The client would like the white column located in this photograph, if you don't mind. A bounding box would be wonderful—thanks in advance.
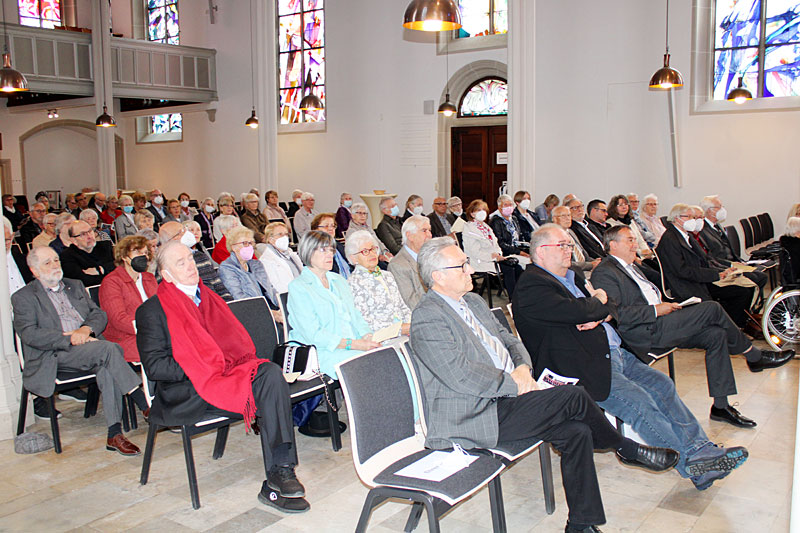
[0,241,23,440]
[255,0,279,194]
[92,0,117,195]
[507,0,537,197]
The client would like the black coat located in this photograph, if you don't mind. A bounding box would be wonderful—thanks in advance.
[427,212,451,238]
[570,220,606,259]
[147,205,166,231]
[489,215,526,256]
[17,218,42,249]
[194,212,215,249]
[655,224,721,301]
[511,208,538,244]
[3,207,24,231]
[699,222,739,264]
[780,234,800,284]
[511,264,615,401]
[11,244,33,284]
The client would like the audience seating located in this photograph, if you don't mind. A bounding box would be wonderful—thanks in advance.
[227,296,342,452]
[725,226,742,258]
[758,212,774,241]
[138,365,235,510]
[335,346,509,533]
[490,307,512,333]
[277,291,290,340]
[15,334,101,454]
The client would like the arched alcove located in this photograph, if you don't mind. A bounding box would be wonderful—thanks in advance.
[18,120,125,198]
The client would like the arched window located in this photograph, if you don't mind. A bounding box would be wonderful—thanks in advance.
[458,77,508,117]
[18,0,61,28]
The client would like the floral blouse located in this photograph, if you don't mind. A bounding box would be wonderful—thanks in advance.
[348,264,411,331]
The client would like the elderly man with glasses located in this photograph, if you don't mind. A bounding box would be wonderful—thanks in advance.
[60,220,115,286]
[18,202,48,249]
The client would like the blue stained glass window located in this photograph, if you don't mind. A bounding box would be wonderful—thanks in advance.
[455,0,508,39]
[148,0,179,44]
[458,77,508,117]
[149,113,182,134]
[714,0,800,99]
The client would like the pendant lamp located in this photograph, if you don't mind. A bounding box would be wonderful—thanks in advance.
[299,72,323,111]
[245,107,259,128]
[438,37,456,116]
[1,0,28,93]
[403,0,462,32]
[726,76,752,104]
[245,0,259,128]
[95,23,116,127]
[649,0,683,89]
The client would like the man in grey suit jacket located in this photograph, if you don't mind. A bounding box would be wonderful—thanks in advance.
[12,246,147,456]
[409,237,678,533]
[387,215,431,310]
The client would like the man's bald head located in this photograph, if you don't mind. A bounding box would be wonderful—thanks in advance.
[157,241,199,286]
[158,221,184,245]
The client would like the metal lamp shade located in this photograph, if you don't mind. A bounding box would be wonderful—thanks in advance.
[649,54,683,89]
[727,77,752,104]
[403,0,462,31]
[299,92,324,111]
[245,108,259,128]
[95,105,116,127]
[438,98,457,117]
[1,52,28,93]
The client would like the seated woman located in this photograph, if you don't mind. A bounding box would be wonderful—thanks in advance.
[134,210,155,232]
[136,229,159,276]
[310,213,352,279]
[79,209,111,242]
[780,217,800,284]
[263,190,290,227]
[489,194,530,258]
[162,198,186,224]
[183,220,232,301]
[462,199,522,297]
[607,194,653,259]
[259,222,303,298]
[98,235,158,362]
[345,202,392,263]
[213,196,239,242]
[211,214,241,264]
[114,195,138,240]
[178,192,197,221]
[287,230,380,378]
[345,230,410,335]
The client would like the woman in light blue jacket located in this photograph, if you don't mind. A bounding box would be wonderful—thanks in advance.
[287,230,379,378]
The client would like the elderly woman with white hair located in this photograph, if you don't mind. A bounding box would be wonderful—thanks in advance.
[781,217,800,283]
[345,202,392,263]
[213,195,239,242]
[346,230,411,335]
[31,213,57,248]
[489,194,530,257]
[211,214,242,264]
[79,208,112,242]
[194,196,217,248]
[49,212,76,254]
[240,192,268,243]
[259,222,303,296]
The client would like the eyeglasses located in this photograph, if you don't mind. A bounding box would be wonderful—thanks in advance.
[318,246,336,254]
[540,242,575,252]
[235,240,256,247]
[433,202,447,206]
[73,230,93,239]
[317,224,336,230]
[440,258,471,272]
[357,246,379,256]
[569,205,584,210]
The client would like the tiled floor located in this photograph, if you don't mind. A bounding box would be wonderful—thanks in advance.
[1,338,795,531]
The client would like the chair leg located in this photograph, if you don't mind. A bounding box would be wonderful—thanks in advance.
[121,396,131,433]
[16,388,29,435]
[48,396,62,454]
[85,383,99,418]
[422,495,441,533]
[212,425,229,460]
[128,395,138,430]
[325,384,342,452]
[486,275,494,308]
[403,502,424,532]
[181,426,202,509]
[488,477,507,533]
[140,423,159,485]
[355,489,382,533]
[667,353,676,383]
[539,444,555,515]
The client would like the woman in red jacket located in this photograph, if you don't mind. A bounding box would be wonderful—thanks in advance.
[99,235,158,362]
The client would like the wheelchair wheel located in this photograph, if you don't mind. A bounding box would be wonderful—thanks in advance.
[762,289,800,351]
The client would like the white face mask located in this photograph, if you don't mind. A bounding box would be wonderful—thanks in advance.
[451,209,463,216]
[295,198,303,206]
[715,207,727,222]
[274,235,290,251]
[683,218,704,233]
[519,199,531,210]
[180,200,190,208]
[152,195,164,205]
[412,205,424,216]
[163,271,198,300]
[474,210,487,222]
[180,230,197,247]
[204,204,215,213]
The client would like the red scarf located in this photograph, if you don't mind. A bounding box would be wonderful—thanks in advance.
[157,280,267,428]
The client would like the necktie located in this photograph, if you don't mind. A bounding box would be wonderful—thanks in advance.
[627,264,661,303]
[193,287,202,306]
[462,305,514,373]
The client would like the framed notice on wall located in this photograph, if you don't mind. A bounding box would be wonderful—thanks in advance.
[496,152,508,165]
[46,190,61,210]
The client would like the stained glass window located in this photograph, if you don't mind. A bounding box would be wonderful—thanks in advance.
[149,113,182,134]
[714,0,800,99]
[455,0,507,39]
[18,0,62,28]
[458,77,508,117]
[147,0,179,45]
[277,0,326,124]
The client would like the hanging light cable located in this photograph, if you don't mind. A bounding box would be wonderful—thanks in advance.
[245,0,259,129]
[403,0,462,32]
[649,0,683,90]
[0,0,29,93]
[726,76,753,104]
[95,21,116,127]
[438,37,456,116]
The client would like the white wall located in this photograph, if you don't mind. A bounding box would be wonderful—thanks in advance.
[23,125,99,195]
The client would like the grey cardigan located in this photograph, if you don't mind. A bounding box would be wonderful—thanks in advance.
[218,254,277,305]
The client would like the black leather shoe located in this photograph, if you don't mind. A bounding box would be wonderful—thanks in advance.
[747,349,795,372]
[615,444,679,472]
[258,481,310,514]
[710,405,756,428]
[565,522,603,532]
[267,466,305,498]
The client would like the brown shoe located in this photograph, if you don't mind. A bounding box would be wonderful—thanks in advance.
[106,434,141,456]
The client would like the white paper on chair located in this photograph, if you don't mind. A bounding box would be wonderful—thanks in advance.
[394,449,478,482]
[283,372,301,383]
[373,322,402,343]
[536,368,579,389]
[677,296,702,307]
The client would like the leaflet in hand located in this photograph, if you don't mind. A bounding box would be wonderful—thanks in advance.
[450,217,466,234]
[677,296,702,307]
[373,322,402,343]
[536,368,579,389]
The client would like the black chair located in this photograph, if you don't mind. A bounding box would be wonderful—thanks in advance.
[748,216,763,244]
[278,291,290,339]
[227,296,342,452]
[490,307,512,333]
[15,334,101,454]
[279,201,289,212]
[138,366,236,510]
[85,284,101,306]
[660,215,669,226]
[725,225,741,259]
[740,219,754,250]
[473,262,505,308]
[336,346,508,533]
[757,212,774,241]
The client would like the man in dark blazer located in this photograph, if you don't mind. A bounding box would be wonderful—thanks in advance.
[60,221,115,287]
[513,225,750,491]
[411,237,677,532]
[567,198,606,259]
[146,189,166,231]
[17,202,47,250]
[136,241,308,513]
[427,197,454,238]
[656,204,753,327]
[375,197,404,255]
[592,226,793,428]
[585,199,609,242]
[12,246,145,455]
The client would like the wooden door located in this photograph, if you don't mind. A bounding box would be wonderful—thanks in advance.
[451,125,507,211]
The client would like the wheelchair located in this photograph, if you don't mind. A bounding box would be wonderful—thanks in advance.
[760,248,800,351]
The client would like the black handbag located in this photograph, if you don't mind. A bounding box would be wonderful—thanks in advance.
[272,341,318,380]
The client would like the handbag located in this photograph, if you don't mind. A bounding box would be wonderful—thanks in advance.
[272,341,319,382]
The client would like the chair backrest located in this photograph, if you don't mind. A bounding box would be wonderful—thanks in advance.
[651,247,673,299]
[740,218,754,249]
[139,365,154,407]
[723,225,741,258]
[278,292,290,336]
[85,285,101,306]
[748,216,763,244]
[227,297,279,360]
[660,215,668,226]
[490,307,512,333]
[758,212,774,240]
[15,333,25,370]
[336,346,417,468]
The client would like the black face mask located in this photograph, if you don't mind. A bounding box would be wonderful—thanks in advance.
[130,255,148,273]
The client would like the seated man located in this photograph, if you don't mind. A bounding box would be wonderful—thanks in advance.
[592,226,792,421]
[656,203,754,328]
[411,237,678,533]
[427,197,453,238]
[12,246,147,455]
[388,215,431,309]
[514,225,751,491]
[568,198,606,260]
[60,220,115,286]
[135,241,308,513]
[375,197,403,255]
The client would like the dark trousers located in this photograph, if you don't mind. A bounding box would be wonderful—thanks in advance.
[496,385,623,526]
[498,261,523,298]
[649,301,750,398]
[707,282,754,327]
[207,363,296,477]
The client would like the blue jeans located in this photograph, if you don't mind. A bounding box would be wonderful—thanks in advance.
[597,348,709,477]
